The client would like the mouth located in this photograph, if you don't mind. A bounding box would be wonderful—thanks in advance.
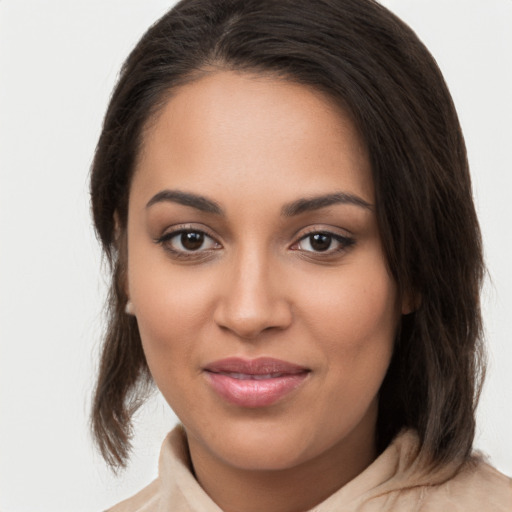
[203,357,310,408]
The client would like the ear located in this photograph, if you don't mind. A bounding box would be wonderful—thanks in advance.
[125,300,135,315]
[114,211,133,314]
[401,289,421,315]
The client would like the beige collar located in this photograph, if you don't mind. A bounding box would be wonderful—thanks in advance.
[110,425,510,512]
[155,425,456,512]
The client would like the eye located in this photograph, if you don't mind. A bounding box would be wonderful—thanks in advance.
[156,228,221,255]
[294,231,355,254]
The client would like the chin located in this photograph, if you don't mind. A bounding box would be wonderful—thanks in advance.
[219,435,312,471]
[190,415,352,473]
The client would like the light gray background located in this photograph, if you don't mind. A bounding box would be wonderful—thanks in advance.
[0,1,511,511]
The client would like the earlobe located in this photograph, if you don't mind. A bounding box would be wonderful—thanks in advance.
[401,290,421,315]
[114,210,133,315]
[125,300,135,315]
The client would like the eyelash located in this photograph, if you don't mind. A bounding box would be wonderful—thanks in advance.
[154,225,221,260]
[291,229,356,256]
[155,225,356,260]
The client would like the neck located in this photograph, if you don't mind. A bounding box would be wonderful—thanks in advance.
[187,416,377,512]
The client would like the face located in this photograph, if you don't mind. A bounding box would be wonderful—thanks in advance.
[127,71,401,474]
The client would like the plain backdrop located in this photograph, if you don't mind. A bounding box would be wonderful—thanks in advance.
[0,1,511,511]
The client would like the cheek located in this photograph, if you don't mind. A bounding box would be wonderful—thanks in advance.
[129,236,213,329]
[303,266,397,348]
[296,251,398,400]
[127,245,215,379]
[132,278,204,413]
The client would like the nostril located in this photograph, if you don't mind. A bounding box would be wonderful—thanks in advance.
[212,259,293,338]
[213,303,293,340]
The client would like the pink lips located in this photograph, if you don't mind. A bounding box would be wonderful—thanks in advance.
[203,357,310,408]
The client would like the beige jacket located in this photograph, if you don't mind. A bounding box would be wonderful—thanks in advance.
[107,425,512,511]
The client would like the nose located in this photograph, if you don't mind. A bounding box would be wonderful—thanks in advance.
[213,248,293,340]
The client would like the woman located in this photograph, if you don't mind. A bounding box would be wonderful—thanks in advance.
[90,0,512,510]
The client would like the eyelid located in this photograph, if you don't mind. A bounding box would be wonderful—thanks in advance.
[290,226,356,254]
[154,223,355,259]
[155,223,219,241]
[154,223,222,258]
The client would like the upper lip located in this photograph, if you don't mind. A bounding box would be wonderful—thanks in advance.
[204,357,309,376]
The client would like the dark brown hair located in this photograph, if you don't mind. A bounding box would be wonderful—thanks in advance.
[90,0,485,470]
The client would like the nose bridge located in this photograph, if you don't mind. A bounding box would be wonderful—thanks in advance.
[214,241,291,339]
[233,244,272,308]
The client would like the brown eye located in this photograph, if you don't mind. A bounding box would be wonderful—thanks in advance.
[157,228,221,256]
[309,233,332,252]
[181,231,205,251]
[294,231,355,254]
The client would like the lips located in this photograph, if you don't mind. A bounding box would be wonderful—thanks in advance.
[203,357,310,407]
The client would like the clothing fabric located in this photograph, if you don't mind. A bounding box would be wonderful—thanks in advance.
[107,425,512,511]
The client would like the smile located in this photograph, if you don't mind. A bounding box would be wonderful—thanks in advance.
[203,357,310,408]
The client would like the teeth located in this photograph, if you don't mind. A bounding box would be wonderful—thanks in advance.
[229,373,252,380]
[253,373,281,380]
[225,372,283,380]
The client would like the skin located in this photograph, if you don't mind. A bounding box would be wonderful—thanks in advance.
[126,71,406,512]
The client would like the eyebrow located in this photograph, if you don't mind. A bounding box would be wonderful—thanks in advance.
[146,190,224,215]
[281,192,373,216]
[145,189,372,216]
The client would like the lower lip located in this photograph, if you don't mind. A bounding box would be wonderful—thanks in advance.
[205,372,309,408]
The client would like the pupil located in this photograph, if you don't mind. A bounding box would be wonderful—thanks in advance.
[181,232,204,250]
[310,233,331,251]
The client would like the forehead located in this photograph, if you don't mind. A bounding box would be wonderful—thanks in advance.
[132,71,373,208]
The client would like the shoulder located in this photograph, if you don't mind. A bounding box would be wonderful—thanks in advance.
[425,456,512,510]
[105,479,160,512]
[103,425,208,512]
[358,432,512,511]
[388,454,512,511]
